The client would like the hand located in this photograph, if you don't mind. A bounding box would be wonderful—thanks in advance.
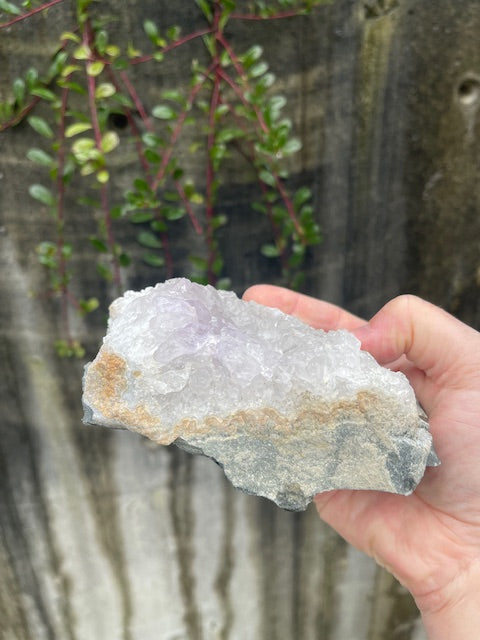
[243,286,480,638]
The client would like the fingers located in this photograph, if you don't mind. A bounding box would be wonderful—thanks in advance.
[352,295,480,387]
[243,285,365,331]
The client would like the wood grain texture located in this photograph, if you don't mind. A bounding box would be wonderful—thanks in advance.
[2,0,480,638]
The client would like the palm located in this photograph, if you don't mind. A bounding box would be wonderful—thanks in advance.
[315,393,480,603]
[243,285,480,605]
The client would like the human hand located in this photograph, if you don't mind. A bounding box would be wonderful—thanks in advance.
[243,286,480,639]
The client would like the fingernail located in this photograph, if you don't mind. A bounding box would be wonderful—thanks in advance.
[352,323,371,344]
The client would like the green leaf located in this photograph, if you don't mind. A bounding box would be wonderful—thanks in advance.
[165,207,185,221]
[36,241,57,268]
[79,297,100,315]
[65,122,92,137]
[73,44,91,60]
[57,80,85,94]
[173,167,184,180]
[259,169,276,187]
[30,87,56,101]
[195,0,213,21]
[143,19,158,41]
[255,72,275,91]
[111,93,133,108]
[261,243,280,258]
[102,43,117,57]
[110,205,123,219]
[13,78,25,104]
[282,138,302,155]
[97,263,113,281]
[95,82,116,99]
[217,277,232,290]
[29,184,55,206]
[161,89,185,104]
[25,67,38,90]
[202,33,216,58]
[86,61,104,77]
[212,214,227,229]
[152,104,177,120]
[60,31,81,43]
[100,131,119,153]
[189,192,204,204]
[96,169,109,183]
[272,205,287,222]
[189,255,207,270]
[294,186,312,208]
[89,236,108,252]
[142,132,163,147]
[113,58,129,71]
[95,29,108,53]
[240,45,263,69]
[61,64,81,77]
[300,204,314,221]
[212,254,223,275]
[71,137,96,162]
[0,0,21,15]
[118,252,131,267]
[151,219,167,232]
[219,2,235,31]
[144,148,161,163]
[269,94,287,113]
[27,148,54,167]
[143,252,165,267]
[216,127,244,143]
[137,230,162,248]
[133,177,149,192]
[27,115,54,139]
[292,242,306,255]
[61,242,73,258]
[220,49,232,68]
[46,51,68,80]
[190,274,208,285]
[167,25,181,41]
[127,42,142,58]
[249,62,268,78]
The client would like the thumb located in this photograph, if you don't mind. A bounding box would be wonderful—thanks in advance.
[353,295,479,385]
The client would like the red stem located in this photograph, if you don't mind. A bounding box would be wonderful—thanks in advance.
[151,62,214,192]
[220,98,289,264]
[175,182,203,235]
[217,67,269,134]
[0,0,66,29]
[203,3,225,284]
[274,174,304,238]
[108,67,182,274]
[216,52,303,239]
[130,27,214,65]
[0,96,40,132]
[119,70,153,129]
[216,32,270,134]
[84,24,122,291]
[56,83,71,342]
[230,10,308,21]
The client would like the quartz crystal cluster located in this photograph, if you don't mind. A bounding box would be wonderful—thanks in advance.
[82,278,439,511]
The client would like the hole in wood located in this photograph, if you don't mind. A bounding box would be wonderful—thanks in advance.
[457,76,480,107]
[108,112,129,130]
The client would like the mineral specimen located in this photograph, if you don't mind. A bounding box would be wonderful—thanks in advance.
[82,278,439,511]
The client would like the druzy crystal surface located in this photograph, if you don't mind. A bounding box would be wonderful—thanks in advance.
[82,278,439,511]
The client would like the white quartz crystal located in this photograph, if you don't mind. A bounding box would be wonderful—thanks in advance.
[82,278,438,510]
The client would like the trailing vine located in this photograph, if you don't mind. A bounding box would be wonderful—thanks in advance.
[0,0,329,356]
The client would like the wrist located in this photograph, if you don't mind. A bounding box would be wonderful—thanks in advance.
[415,560,480,639]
